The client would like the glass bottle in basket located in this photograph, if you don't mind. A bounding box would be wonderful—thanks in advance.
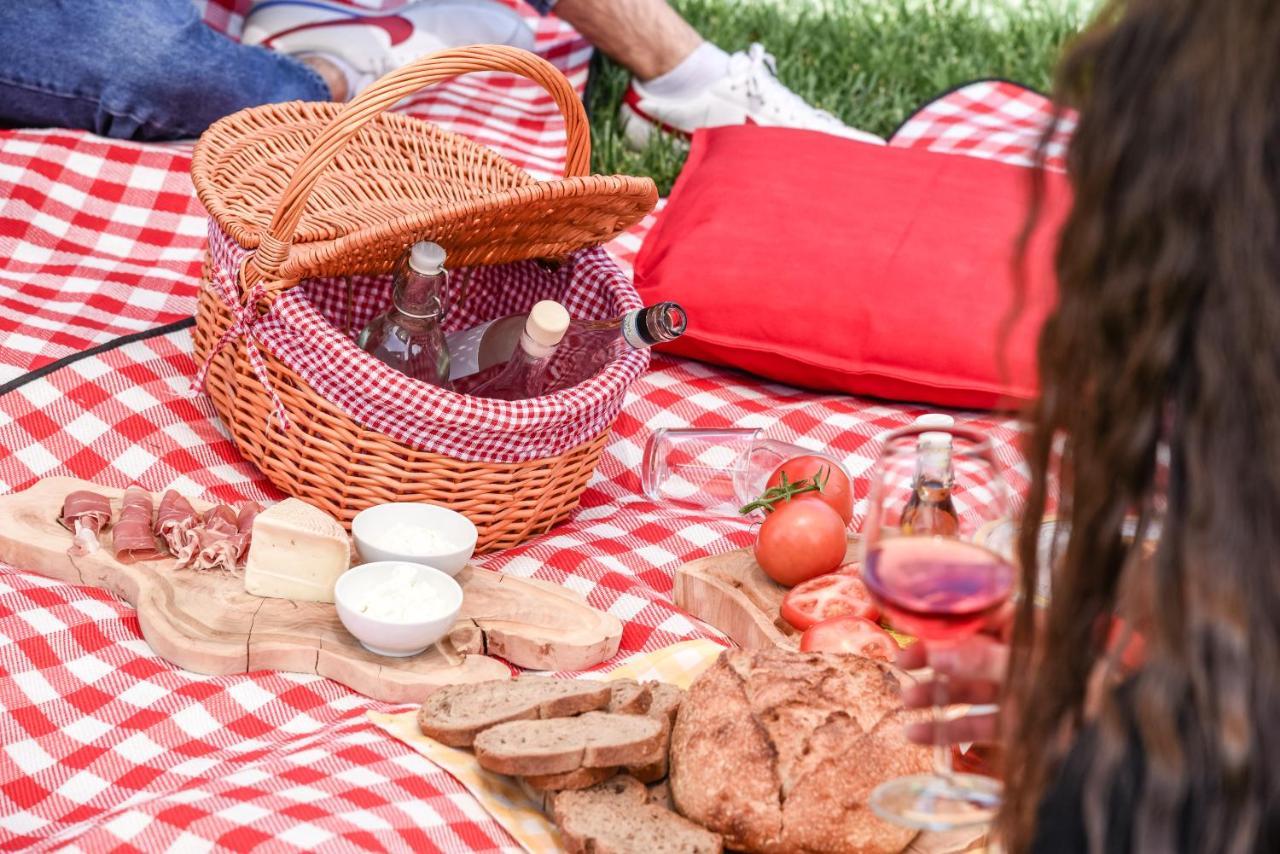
[446,302,687,385]
[357,241,453,390]
[468,300,570,400]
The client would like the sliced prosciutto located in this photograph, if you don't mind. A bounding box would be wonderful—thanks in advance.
[156,491,200,564]
[59,490,112,557]
[113,487,165,563]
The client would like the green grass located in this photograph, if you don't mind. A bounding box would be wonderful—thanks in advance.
[584,0,1093,194]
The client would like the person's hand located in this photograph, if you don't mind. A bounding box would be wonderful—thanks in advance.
[896,633,1010,746]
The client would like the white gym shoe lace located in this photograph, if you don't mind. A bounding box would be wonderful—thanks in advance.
[619,41,884,149]
[727,43,850,133]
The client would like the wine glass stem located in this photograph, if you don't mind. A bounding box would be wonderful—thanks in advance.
[932,667,956,782]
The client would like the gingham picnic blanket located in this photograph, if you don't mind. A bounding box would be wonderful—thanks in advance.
[0,1,1072,849]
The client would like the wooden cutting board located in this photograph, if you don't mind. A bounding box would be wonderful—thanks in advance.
[673,538,862,649]
[0,478,622,703]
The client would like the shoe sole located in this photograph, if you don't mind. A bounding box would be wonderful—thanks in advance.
[618,101,692,152]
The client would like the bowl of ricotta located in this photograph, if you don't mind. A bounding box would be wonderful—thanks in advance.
[334,561,463,657]
[352,502,477,577]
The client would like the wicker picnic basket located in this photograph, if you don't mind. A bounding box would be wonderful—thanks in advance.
[190,46,658,552]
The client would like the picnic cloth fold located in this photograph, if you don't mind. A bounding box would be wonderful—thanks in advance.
[0,1,1072,847]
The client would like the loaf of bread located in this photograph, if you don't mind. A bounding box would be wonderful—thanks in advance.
[669,649,930,854]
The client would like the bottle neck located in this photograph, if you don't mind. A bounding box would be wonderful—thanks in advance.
[393,268,447,320]
[915,441,953,489]
[517,330,557,360]
[620,302,687,349]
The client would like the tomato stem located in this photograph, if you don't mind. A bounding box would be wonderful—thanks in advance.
[738,467,831,516]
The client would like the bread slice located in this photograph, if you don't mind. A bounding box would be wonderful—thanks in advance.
[524,765,618,792]
[417,677,612,747]
[627,745,668,784]
[647,779,674,811]
[474,712,665,777]
[645,682,684,727]
[608,680,653,715]
[553,775,723,854]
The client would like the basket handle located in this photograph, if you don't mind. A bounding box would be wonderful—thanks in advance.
[247,45,591,285]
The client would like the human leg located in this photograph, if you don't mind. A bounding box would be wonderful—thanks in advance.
[0,0,331,141]
[552,0,702,81]
[543,0,882,148]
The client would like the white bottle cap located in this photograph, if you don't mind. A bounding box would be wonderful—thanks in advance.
[525,300,570,348]
[914,413,955,449]
[409,241,447,275]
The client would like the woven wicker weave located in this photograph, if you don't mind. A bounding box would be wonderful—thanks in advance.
[190,47,657,551]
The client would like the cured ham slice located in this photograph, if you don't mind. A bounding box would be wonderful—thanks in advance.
[113,487,165,563]
[59,490,112,557]
[156,491,200,564]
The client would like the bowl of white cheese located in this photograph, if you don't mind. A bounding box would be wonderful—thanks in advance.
[334,561,463,657]
[351,502,477,577]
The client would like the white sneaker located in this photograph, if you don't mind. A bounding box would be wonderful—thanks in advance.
[243,0,535,96]
[618,43,884,149]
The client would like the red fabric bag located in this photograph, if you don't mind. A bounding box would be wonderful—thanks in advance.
[633,125,1071,410]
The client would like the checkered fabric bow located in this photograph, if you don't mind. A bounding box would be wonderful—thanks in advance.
[190,253,292,431]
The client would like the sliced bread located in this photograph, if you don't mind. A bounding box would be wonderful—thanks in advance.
[645,682,684,727]
[608,680,653,715]
[417,677,612,747]
[553,775,723,854]
[474,712,665,777]
[524,765,618,793]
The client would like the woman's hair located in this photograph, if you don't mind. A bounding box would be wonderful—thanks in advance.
[1002,1,1280,851]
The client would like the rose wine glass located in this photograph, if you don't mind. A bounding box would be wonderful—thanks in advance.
[860,424,1014,830]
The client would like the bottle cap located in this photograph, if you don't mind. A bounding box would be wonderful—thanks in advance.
[525,300,570,347]
[914,413,954,449]
[409,241,447,275]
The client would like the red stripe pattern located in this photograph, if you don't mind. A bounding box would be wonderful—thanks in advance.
[0,1,1067,848]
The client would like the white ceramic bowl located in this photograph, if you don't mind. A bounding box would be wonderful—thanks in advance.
[334,561,463,657]
[351,502,478,577]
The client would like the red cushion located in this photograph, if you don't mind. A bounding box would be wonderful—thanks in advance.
[633,125,1070,410]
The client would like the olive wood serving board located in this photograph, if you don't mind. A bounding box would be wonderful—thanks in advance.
[673,538,861,649]
[0,478,622,703]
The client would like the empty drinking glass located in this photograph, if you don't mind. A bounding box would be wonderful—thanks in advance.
[640,428,830,516]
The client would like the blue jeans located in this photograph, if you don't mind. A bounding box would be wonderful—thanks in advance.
[0,0,330,140]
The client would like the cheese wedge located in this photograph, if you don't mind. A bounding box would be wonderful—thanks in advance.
[244,498,351,603]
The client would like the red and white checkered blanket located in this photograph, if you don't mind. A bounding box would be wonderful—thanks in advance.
[0,1,1071,849]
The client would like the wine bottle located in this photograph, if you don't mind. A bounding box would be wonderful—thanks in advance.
[468,300,570,400]
[357,242,453,389]
[900,414,960,536]
[447,302,687,383]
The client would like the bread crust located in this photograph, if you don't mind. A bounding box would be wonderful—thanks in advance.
[417,677,612,747]
[670,650,929,854]
[475,712,666,776]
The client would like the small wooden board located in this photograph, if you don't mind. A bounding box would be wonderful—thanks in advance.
[673,539,861,649]
[0,478,622,703]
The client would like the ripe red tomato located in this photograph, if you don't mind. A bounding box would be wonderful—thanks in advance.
[767,455,853,524]
[780,569,878,631]
[799,615,898,662]
[754,498,847,587]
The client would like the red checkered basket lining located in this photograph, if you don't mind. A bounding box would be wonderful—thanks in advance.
[203,223,648,462]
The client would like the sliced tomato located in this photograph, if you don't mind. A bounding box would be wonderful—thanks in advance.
[780,570,878,631]
[799,615,898,662]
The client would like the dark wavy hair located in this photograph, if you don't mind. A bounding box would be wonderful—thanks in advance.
[1001,1,1280,851]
